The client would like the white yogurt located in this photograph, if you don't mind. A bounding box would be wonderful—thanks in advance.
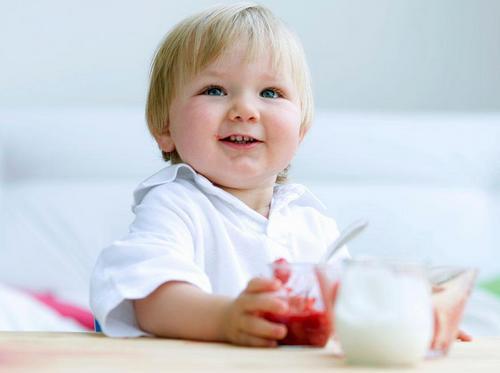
[335,260,433,366]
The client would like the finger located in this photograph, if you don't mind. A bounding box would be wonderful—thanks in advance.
[245,277,281,293]
[457,330,472,342]
[239,293,288,314]
[239,314,287,340]
[234,332,278,348]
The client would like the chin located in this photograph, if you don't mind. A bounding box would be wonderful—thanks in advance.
[191,159,283,189]
[210,172,278,190]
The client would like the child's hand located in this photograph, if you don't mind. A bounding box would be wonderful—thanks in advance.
[221,277,288,347]
[457,330,472,342]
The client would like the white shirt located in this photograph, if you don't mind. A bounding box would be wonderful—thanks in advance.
[90,164,348,337]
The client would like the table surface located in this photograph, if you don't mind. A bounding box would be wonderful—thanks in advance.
[0,332,499,372]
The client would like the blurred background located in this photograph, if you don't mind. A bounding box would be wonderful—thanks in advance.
[0,0,499,333]
[1,0,499,111]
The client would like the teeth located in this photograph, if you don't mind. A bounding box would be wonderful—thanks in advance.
[227,135,255,144]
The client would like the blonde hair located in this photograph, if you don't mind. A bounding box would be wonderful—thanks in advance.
[146,2,314,183]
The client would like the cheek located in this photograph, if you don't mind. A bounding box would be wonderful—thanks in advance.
[170,101,219,156]
[267,108,302,147]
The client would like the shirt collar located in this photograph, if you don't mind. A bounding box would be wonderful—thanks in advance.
[271,183,327,215]
[133,163,326,215]
[133,163,202,206]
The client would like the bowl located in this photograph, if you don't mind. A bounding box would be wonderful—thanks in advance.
[427,266,478,357]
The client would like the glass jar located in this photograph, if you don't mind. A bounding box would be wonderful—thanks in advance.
[263,260,337,347]
[334,258,433,366]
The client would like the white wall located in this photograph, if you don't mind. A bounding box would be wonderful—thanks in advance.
[1,0,499,111]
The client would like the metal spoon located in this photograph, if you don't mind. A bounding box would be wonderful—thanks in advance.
[320,218,369,263]
[428,266,467,286]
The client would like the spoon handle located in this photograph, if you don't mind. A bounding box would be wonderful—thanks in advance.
[321,218,369,263]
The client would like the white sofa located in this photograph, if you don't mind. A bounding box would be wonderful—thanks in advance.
[1,108,499,333]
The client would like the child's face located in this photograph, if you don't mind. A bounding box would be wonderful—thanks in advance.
[157,44,304,190]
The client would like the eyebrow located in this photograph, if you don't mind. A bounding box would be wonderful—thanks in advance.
[201,69,286,82]
[201,69,227,78]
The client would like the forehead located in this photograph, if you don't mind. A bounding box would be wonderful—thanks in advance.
[200,43,292,80]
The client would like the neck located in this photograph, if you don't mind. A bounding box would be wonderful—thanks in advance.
[219,184,274,218]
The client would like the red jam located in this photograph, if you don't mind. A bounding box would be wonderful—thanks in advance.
[273,257,291,284]
[263,306,331,347]
[265,258,332,347]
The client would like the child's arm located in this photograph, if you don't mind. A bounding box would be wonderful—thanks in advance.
[134,277,288,347]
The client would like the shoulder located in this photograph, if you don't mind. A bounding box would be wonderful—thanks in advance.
[126,166,210,239]
[275,183,350,261]
[273,182,327,213]
[274,182,340,238]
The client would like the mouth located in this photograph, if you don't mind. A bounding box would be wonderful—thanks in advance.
[219,135,262,145]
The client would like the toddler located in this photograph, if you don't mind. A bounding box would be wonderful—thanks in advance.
[90,2,348,347]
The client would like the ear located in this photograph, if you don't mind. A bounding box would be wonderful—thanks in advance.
[155,125,176,153]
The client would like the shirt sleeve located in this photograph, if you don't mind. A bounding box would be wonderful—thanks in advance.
[90,184,211,337]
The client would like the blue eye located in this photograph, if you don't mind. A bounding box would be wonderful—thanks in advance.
[260,88,280,99]
[203,86,225,96]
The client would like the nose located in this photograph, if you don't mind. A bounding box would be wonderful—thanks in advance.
[228,95,259,123]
